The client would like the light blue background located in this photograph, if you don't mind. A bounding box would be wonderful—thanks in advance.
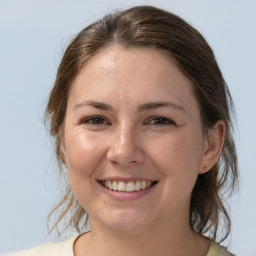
[0,0,255,255]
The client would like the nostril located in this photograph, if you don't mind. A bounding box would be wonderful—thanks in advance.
[107,146,145,167]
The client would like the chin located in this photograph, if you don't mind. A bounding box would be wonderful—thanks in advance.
[96,208,156,234]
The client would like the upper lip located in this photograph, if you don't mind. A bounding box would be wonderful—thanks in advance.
[98,177,157,182]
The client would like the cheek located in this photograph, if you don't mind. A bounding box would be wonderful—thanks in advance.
[63,131,107,210]
[150,130,203,190]
[64,131,104,183]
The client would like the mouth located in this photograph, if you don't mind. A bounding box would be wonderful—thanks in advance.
[99,180,158,192]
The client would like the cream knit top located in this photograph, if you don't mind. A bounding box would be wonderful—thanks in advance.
[5,235,234,256]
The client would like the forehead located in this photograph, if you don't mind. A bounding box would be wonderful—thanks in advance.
[77,46,190,84]
[68,45,198,112]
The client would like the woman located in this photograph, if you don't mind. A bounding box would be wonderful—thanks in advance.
[6,5,238,256]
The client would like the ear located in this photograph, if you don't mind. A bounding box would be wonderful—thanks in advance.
[199,120,226,174]
[58,125,68,167]
[60,141,67,165]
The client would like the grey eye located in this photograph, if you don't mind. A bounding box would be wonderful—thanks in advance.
[83,117,107,125]
[149,117,175,125]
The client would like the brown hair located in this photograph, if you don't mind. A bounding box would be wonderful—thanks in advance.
[45,5,238,242]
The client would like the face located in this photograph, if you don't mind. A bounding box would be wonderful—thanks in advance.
[63,46,209,234]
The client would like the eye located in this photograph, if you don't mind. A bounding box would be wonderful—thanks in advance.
[82,116,108,125]
[147,116,176,126]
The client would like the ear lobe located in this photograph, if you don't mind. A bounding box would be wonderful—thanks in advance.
[199,120,226,174]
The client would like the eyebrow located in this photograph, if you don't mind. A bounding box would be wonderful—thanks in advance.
[138,102,185,112]
[73,100,186,112]
[74,100,114,111]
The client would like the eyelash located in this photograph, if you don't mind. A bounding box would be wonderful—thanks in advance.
[81,116,176,127]
[82,116,108,125]
[147,116,176,126]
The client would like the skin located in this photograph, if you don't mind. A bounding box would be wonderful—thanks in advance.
[62,45,225,256]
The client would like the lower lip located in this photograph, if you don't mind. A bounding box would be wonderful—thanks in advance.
[99,182,157,201]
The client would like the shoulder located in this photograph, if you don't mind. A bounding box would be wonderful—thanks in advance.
[4,236,78,256]
[207,241,235,256]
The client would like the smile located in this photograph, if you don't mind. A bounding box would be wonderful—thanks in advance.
[100,180,157,192]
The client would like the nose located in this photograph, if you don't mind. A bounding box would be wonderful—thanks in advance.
[106,125,145,167]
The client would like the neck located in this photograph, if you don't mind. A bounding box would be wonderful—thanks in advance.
[74,213,210,256]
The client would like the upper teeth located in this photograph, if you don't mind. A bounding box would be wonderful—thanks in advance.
[103,180,153,192]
